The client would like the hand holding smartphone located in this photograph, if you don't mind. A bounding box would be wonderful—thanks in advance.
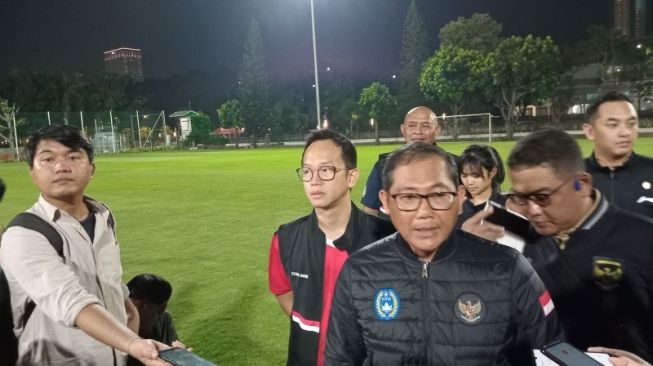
[541,341,604,366]
[158,348,217,366]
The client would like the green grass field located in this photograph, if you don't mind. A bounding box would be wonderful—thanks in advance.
[1,138,652,364]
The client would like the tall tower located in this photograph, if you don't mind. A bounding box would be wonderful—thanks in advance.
[613,0,652,38]
[103,47,143,82]
[614,0,632,37]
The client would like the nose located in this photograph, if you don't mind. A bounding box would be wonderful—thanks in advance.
[525,199,543,218]
[617,124,632,137]
[415,196,434,218]
[309,171,322,185]
[54,158,72,172]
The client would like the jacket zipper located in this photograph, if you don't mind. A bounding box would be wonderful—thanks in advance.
[421,261,430,364]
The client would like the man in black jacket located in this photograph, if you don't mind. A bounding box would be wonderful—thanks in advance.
[268,129,395,366]
[508,129,653,362]
[583,91,653,218]
[326,142,561,365]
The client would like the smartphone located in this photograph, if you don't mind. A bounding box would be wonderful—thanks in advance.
[483,200,531,239]
[158,348,217,366]
[541,341,603,366]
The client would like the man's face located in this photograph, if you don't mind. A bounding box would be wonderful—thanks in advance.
[29,139,94,203]
[301,139,359,210]
[400,109,440,144]
[508,166,590,236]
[380,156,464,260]
[583,101,639,161]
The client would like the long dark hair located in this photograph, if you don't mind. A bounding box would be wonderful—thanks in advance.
[458,144,505,197]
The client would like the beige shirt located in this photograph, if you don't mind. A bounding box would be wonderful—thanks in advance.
[0,195,128,366]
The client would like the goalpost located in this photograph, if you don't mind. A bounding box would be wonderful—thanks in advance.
[439,112,494,142]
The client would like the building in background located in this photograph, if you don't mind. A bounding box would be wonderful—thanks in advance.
[614,0,653,38]
[103,47,143,82]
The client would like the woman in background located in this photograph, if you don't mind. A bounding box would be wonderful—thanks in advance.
[457,144,506,225]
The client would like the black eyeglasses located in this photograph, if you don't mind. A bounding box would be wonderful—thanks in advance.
[506,177,573,207]
[296,166,346,182]
[390,192,457,211]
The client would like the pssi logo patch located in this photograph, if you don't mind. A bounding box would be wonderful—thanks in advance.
[374,288,400,320]
[454,293,486,325]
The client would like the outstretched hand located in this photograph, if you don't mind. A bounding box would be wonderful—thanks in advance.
[128,338,173,366]
[587,347,651,366]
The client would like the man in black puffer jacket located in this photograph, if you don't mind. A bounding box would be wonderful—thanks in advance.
[326,142,562,366]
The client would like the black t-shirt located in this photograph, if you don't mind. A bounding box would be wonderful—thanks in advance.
[79,212,96,242]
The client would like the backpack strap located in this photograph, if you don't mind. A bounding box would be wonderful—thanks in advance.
[7,213,64,257]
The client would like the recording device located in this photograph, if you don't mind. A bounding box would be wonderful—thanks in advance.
[483,200,530,240]
[158,348,217,366]
[541,341,603,366]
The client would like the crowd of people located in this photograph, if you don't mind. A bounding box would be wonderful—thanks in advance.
[0,90,652,365]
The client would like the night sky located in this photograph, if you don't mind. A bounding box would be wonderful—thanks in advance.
[0,0,610,81]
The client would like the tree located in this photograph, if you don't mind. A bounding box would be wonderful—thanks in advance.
[420,46,484,138]
[483,35,560,138]
[358,82,397,141]
[0,98,21,158]
[185,113,216,145]
[397,0,430,111]
[439,13,502,52]
[218,99,243,146]
[238,18,269,146]
[268,102,303,142]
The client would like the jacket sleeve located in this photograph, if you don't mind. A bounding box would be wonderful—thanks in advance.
[360,160,383,210]
[325,260,366,365]
[511,253,563,348]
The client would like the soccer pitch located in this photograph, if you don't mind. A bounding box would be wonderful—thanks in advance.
[1,138,652,364]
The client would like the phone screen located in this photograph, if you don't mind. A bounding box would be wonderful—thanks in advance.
[158,348,217,366]
[542,341,603,366]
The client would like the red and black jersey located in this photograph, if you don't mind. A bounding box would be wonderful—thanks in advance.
[268,202,395,366]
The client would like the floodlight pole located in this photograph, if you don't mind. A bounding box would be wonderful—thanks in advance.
[109,110,116,153]
[310,0,321,130]
[12,112,19,160]
[488,113,492,143]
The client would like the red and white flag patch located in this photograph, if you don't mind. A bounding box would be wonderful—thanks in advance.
[539,291,554,316]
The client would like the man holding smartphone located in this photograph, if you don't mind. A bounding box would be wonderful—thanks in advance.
[506,129,653,362]
[0,125,169,365]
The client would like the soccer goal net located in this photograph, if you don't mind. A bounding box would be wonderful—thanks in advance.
[438,112,494,142]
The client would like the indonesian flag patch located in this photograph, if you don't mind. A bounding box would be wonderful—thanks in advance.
[539,291,554,316]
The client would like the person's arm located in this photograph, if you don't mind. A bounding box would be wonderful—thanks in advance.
[125,298,140,334]
[510,254,563,348]
[587,347,651,366]
[325,262,365,365]
[268,232,293,316]
[75,303,170,366]
[361,160,383,215]
[460,207,505,241]
[275,292,293,316]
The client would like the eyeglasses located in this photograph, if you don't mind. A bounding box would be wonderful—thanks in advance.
[506,177,573,207]
[296,166,346,182]
[390,192,457,211]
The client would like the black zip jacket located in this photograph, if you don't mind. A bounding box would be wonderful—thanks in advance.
[326,230,562,366]
[585,152,653,219]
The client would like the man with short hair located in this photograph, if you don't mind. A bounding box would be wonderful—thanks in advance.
[583,91,653,218]
[327,142,561,365]
[360,106,441,216]
[507,129,653,361]
[268,129,395,366]
[0,125,168,365]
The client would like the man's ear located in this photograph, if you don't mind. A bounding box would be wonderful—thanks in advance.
[347,168,360,189]
[582,123,595,141]
[379,189,389,211]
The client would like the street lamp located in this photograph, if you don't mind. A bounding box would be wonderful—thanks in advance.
[310,0,321,130]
